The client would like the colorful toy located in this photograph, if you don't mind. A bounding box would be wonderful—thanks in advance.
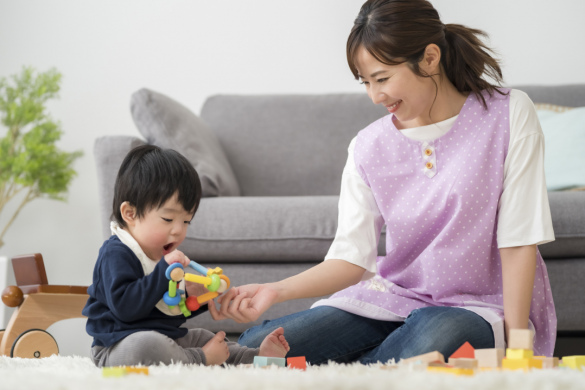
[0,253,88,358]
[562,356,585,371]
[163,260,230,316]
[449,341,475,359]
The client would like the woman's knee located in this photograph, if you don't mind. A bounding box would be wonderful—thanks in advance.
[402,307,494,357]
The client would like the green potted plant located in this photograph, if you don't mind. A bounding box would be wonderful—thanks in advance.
[0,67,82,249]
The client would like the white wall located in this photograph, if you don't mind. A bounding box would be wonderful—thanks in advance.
[1,0,584,356]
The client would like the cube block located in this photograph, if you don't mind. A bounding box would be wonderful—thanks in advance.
[502,357,543,371]
[474,348,505,368]
[506,348,534,359]
[401,351,445,365]
[287,356,307,370]
[448,358,478,369]
[254,356,286,368]
[508,329,534,350]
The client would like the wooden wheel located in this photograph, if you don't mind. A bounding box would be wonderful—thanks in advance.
[11,329,58,358]
[0,329,4,348]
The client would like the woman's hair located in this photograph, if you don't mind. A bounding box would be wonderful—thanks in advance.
[347,0,505,108]
[112,145,202,228]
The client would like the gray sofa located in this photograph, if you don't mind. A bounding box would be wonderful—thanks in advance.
[94,85,585,350]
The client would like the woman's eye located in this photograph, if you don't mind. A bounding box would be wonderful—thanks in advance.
[377,78,388,83]
[359,81,369,86]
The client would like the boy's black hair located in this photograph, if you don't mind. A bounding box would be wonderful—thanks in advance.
[112,145,202,228]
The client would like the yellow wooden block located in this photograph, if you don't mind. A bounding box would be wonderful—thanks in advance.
[506,348,534,359]
[102,367,126,377]
[124,366,149,375]
[502,358,543,371]
[562,356,585,371]
[427,366,474,376]
[534,356,559,369]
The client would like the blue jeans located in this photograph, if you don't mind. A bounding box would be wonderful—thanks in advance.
[239,306,494,365]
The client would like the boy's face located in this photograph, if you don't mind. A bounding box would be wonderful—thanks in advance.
[123,193,194,261]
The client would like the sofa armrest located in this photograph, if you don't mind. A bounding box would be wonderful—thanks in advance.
[94,136,146,240]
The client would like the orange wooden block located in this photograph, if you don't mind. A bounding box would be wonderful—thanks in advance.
[287,356,307,370]
[450,341,475,359]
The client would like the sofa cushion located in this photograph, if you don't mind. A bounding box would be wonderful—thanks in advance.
[200,94,387,196]
[538,191,585,258]
[131,88,240,197]
[180,196,339,262]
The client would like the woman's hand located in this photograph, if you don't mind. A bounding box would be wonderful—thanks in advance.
[208,283,279,323]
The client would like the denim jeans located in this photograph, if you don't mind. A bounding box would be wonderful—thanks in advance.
[238,306,494,365]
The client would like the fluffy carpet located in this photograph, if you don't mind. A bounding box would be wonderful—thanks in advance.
[1,356,584,390]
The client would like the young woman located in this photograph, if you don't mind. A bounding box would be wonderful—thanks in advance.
[209,0,556,364]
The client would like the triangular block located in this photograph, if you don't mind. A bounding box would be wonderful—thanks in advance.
[449,342,475,359]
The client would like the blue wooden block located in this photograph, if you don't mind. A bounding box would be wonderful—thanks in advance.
[253,356,286,368]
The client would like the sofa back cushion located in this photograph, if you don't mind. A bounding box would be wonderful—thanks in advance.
[200,94,387,196]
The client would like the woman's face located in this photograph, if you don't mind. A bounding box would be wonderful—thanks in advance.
[355,46,438,129]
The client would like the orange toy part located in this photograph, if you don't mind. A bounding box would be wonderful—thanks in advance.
[186,296,200,311]
[450,342,475,359]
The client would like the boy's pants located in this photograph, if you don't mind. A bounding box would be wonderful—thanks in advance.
[91,328,259,367]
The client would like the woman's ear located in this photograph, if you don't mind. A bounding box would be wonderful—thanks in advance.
[420,43,441,75]
[120,201,137,226]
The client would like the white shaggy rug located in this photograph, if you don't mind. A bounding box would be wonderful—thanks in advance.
[1,356,584,390]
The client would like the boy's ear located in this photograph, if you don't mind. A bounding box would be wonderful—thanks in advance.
[120,201,137,226]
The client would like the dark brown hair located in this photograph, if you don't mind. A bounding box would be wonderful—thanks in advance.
[112,145,202,228]
[347,0,505,108]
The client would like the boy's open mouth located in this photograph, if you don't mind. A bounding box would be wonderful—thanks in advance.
[164,243,173,252]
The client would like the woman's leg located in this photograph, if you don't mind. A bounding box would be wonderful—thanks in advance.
[238,306,401,365]
[358,307,495,364]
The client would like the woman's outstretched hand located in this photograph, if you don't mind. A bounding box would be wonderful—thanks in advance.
[208,283,278,323]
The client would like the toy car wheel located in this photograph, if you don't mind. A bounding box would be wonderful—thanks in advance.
[11,329,58,358]
[0,329,4,346]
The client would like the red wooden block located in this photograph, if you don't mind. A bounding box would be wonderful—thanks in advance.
[450,342,475,359]
[287,356,307,370]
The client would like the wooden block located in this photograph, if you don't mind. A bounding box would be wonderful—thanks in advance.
[427,366,474,376]
[124,366,149,375]
[253,356,286,368]
[506,348,534,359]
[401,351,445,365]
[562,356,585,371]
[474,348,504,368]
[102,367,126,377]
[502,357,543,371]
[448,358,478,369]
[287,356,307,370]
[534,356,559,369]
[508,329,534,350]
[449,341,475,359]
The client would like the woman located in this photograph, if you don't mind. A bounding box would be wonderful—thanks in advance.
[209,0,556,364]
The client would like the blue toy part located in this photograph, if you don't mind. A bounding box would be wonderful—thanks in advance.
[189,260,208,275]
[165,263,184,280]
[163,291,181,306]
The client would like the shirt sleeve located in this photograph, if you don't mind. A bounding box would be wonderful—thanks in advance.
[496,90,555,248]
[325,137,384,280]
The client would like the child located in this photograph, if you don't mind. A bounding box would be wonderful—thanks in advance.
[83,145,289,367]
[211,0,556,364]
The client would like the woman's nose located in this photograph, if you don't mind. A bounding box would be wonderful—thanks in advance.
[369,86,385,105]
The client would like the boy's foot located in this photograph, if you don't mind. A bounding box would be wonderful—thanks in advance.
[258,327,290,358]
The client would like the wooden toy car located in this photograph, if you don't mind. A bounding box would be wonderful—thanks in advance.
[0,253,88,358]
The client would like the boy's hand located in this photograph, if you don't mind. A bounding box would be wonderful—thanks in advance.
[164,249,190,267]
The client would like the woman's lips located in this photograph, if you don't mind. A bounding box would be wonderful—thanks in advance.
[386,100,402,113]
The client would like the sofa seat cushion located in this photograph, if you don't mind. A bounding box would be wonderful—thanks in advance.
[182,196,339,262]
[538,192,585,259]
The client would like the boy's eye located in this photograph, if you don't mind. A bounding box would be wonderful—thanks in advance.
[162,218,173,222]
[184,220,191,225]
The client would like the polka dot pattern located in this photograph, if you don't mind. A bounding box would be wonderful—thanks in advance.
[324,90,556,356]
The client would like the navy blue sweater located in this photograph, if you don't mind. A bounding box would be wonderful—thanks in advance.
[82,235,207,347]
